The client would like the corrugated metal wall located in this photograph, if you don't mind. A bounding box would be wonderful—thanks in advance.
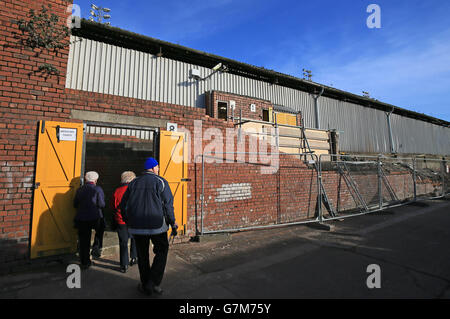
[390,114,450,155]
[318,96,391,154]
[66,36,450,156]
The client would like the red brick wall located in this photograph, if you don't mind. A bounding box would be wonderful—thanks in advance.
[0,0,72,265]
[206,91,272,122]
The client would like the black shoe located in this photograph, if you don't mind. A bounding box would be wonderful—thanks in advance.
[138,283,152,296]
[152,285,163,295]
[91,249,101,258]
[129,258,137,266]
[120,265,128,273]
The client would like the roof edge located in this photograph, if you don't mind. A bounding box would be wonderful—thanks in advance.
[71,20,450,128]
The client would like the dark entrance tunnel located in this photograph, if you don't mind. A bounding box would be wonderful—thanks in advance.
[84,129,156,230]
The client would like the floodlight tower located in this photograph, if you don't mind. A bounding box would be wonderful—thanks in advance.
[89,4,111,25]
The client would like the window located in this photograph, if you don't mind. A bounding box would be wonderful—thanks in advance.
[218,101,228,120]
[262,109,270,122]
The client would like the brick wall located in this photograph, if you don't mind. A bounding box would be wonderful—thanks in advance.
[193,154,319,233]
[0,0,72,265]
[206,90,272,122]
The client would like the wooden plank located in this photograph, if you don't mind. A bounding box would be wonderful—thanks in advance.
[308,140,330,150]
[279,146,301,154]
[304,129,329,140]
[278,126,302,137]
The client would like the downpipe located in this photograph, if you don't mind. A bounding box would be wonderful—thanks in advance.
[313,86,324,130]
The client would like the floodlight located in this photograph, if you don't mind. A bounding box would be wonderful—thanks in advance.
[212,63,222,71]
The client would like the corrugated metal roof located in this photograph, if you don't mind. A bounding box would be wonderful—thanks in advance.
[273,105,299,114]
[72,19,450,128]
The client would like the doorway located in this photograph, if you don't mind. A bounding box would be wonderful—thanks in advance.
[83,122,158,229]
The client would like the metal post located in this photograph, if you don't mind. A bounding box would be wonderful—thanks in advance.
[442,159,445,197]
[274,113,279,148]
[412,158,417,201]
[318,154,323,223]
[238,109,242,142]
[378,157,382,209]
[201,154,205,235]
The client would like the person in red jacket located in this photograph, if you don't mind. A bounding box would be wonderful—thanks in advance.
[111,171,137,273]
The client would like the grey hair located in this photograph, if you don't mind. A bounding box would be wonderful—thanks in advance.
[121,171,136,184]
[85,171,99,183]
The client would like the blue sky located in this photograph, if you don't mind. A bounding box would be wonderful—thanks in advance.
[73,0,450,122]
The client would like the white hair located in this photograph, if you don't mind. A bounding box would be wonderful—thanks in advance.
[85,171,99,183]
[120,171,136,184]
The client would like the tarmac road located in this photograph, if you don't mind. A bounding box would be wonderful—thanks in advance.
[1,198,449,299]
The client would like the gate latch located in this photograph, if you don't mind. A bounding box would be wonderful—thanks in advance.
[33,182,40,190]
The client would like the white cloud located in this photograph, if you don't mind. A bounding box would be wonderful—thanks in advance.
[273,28,450,120]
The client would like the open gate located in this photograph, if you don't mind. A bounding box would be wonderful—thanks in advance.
[159,130,188,235]
[30,121,83,259]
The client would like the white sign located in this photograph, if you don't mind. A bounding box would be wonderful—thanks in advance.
[59,128,77,141]
[167,122,178,132]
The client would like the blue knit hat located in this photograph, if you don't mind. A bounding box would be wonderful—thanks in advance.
[144,157,159,170]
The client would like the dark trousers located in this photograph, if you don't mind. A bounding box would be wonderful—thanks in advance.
[91,218,105,255]
[76,218,104,265]
[134,232,169,288]
[76,219,96,266]
[117,224,137,267]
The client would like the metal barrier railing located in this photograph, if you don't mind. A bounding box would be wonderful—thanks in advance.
[196,152,320,235]
[318,154,449,222]
[195,151,449,235]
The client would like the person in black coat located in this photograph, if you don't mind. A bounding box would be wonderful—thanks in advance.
[120,157,178,296]
[73,171,105,269]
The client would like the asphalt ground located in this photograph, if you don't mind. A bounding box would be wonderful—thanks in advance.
[1,198,449,300]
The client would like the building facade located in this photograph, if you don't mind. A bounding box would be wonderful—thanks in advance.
[0,0,449,268]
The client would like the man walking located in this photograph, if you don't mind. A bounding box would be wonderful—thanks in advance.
[120,157,178,296]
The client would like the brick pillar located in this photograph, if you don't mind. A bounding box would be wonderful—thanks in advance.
[0,0,73,262]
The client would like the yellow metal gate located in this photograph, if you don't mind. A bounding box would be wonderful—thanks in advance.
[30,121,84,259]
[159,130,188,235]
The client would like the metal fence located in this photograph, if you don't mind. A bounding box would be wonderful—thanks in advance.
[196,152,449,234]
[318,155,449,222]
[196,152,320,234]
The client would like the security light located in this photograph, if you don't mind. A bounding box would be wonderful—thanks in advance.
[212,63,222,71]
[91,4,98,10]
[103,8,111,12]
